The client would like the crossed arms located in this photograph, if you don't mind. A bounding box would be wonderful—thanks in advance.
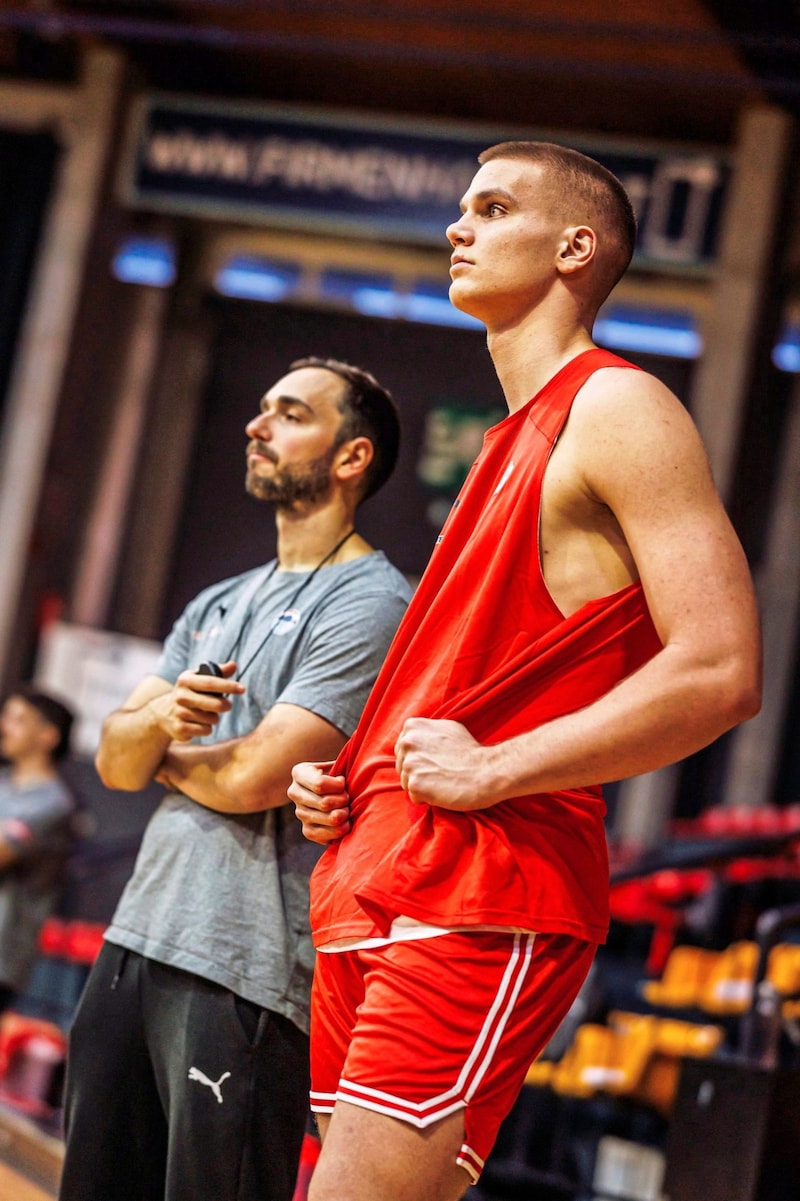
[94,660,346,814]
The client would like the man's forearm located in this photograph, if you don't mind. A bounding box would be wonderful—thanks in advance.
[159,740,287,814]
[397,640,761,812]
[95,706,172,791]
[482,642,761,803]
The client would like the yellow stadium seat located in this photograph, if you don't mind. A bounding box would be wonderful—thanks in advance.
[523,1011,724,1116]
[699,941,758,1014]
[641,945,719,1009]
[766,943,800,996]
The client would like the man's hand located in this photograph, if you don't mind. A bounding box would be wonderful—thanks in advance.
[289,761,351,844]
[96,667,246,793]
[148,661,245,743]
[395,717,495,810]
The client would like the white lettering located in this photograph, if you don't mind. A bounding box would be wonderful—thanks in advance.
[251,137,292,183]
[146,129,472,207]
[141,126,722,266]
[145,130,251,181]
[641,157,722,263]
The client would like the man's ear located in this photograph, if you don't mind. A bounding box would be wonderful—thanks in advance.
[334,437,374,486]
[38,721,60,759]
[556,225,597,275]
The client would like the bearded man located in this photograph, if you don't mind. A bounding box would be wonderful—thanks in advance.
[59,358,411,1201]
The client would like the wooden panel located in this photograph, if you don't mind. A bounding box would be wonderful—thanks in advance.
[163,0,758,139]
[0,1159,56,1201]
[0,1107,62,1196]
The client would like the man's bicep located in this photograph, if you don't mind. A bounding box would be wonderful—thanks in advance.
[638,503,757,647]
[584,380,758,653]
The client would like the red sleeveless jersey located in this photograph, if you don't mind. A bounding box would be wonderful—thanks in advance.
[311,349,662,946]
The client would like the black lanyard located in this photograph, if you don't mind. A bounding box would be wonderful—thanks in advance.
[223,528,356,682]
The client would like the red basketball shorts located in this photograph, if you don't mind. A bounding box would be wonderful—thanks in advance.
[310,929,595,1184]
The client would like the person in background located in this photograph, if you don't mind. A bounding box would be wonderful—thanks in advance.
[290,143,762,1201]
[58,357,412,1201]
[0,685,76,1013]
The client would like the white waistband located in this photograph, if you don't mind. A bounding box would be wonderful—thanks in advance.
[317,917,536,953]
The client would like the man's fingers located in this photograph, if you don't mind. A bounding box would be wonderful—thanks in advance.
[168,718,215,743]
[178,666,246,700]
[289,762,347,798]
[291,789,350,819]
[294,794,351,841]
[290,761,350,842]
[300,820,351,845]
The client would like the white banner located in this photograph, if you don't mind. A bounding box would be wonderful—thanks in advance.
[34,621,162,759]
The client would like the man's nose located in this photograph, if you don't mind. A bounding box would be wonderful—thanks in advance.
[446,216,471,247]
[246,411,271,439]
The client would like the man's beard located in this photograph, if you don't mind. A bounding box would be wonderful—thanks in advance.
[245,445,337,510]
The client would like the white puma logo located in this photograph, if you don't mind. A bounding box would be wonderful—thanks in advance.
[187,1066,231,1104]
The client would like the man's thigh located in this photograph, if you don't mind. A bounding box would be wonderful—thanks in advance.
[311,930,595,1198]
[143,961,310,1201]
[310,1101,469,1201]
[60,944,167,1201]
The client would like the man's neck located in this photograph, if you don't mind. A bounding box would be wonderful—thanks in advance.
[274,501,372,571]
[10,756,57,788]
[487,307,596,414]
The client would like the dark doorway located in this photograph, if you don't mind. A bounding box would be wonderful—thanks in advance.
[0,128,59,418]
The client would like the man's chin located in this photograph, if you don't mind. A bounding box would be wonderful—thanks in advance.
[245,474,276,503]
[448,284,482,321]
[245,479,330,512]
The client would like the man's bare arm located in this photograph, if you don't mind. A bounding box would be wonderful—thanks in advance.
[94,664,244,791]
[158,703,347,814]
[394,370,762,809]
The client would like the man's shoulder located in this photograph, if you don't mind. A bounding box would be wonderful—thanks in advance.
[186,562,275,613]
[575,360,685,425]
[550,360,699,496]
[566,359,708,504]
[303,553,411,635]
[346,551,412,600]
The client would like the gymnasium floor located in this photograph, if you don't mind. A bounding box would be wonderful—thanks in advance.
[0,1105,60,1200]
[0,1160,55,1201]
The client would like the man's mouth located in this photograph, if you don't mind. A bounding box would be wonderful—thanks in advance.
[247,442,278,464]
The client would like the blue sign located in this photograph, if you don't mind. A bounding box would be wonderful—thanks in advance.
[122,95,728,270]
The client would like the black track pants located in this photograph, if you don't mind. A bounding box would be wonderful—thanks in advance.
[59,943,310,1201]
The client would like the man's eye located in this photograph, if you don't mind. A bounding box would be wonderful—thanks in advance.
[486,203,505,217]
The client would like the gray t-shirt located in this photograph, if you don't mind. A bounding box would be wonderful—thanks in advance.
[106,552,411,1032]
[0,770,76,990]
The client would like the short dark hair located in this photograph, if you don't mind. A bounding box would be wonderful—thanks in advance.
[478,141,637,298]
[290,357,400,501]
[10,685,74,761]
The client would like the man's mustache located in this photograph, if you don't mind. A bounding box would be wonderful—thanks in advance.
[247,440,279,464]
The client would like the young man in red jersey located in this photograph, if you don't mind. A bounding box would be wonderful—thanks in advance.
[289,143,762,1201]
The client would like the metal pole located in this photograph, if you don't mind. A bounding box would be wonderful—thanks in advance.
[0,46,123,688]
